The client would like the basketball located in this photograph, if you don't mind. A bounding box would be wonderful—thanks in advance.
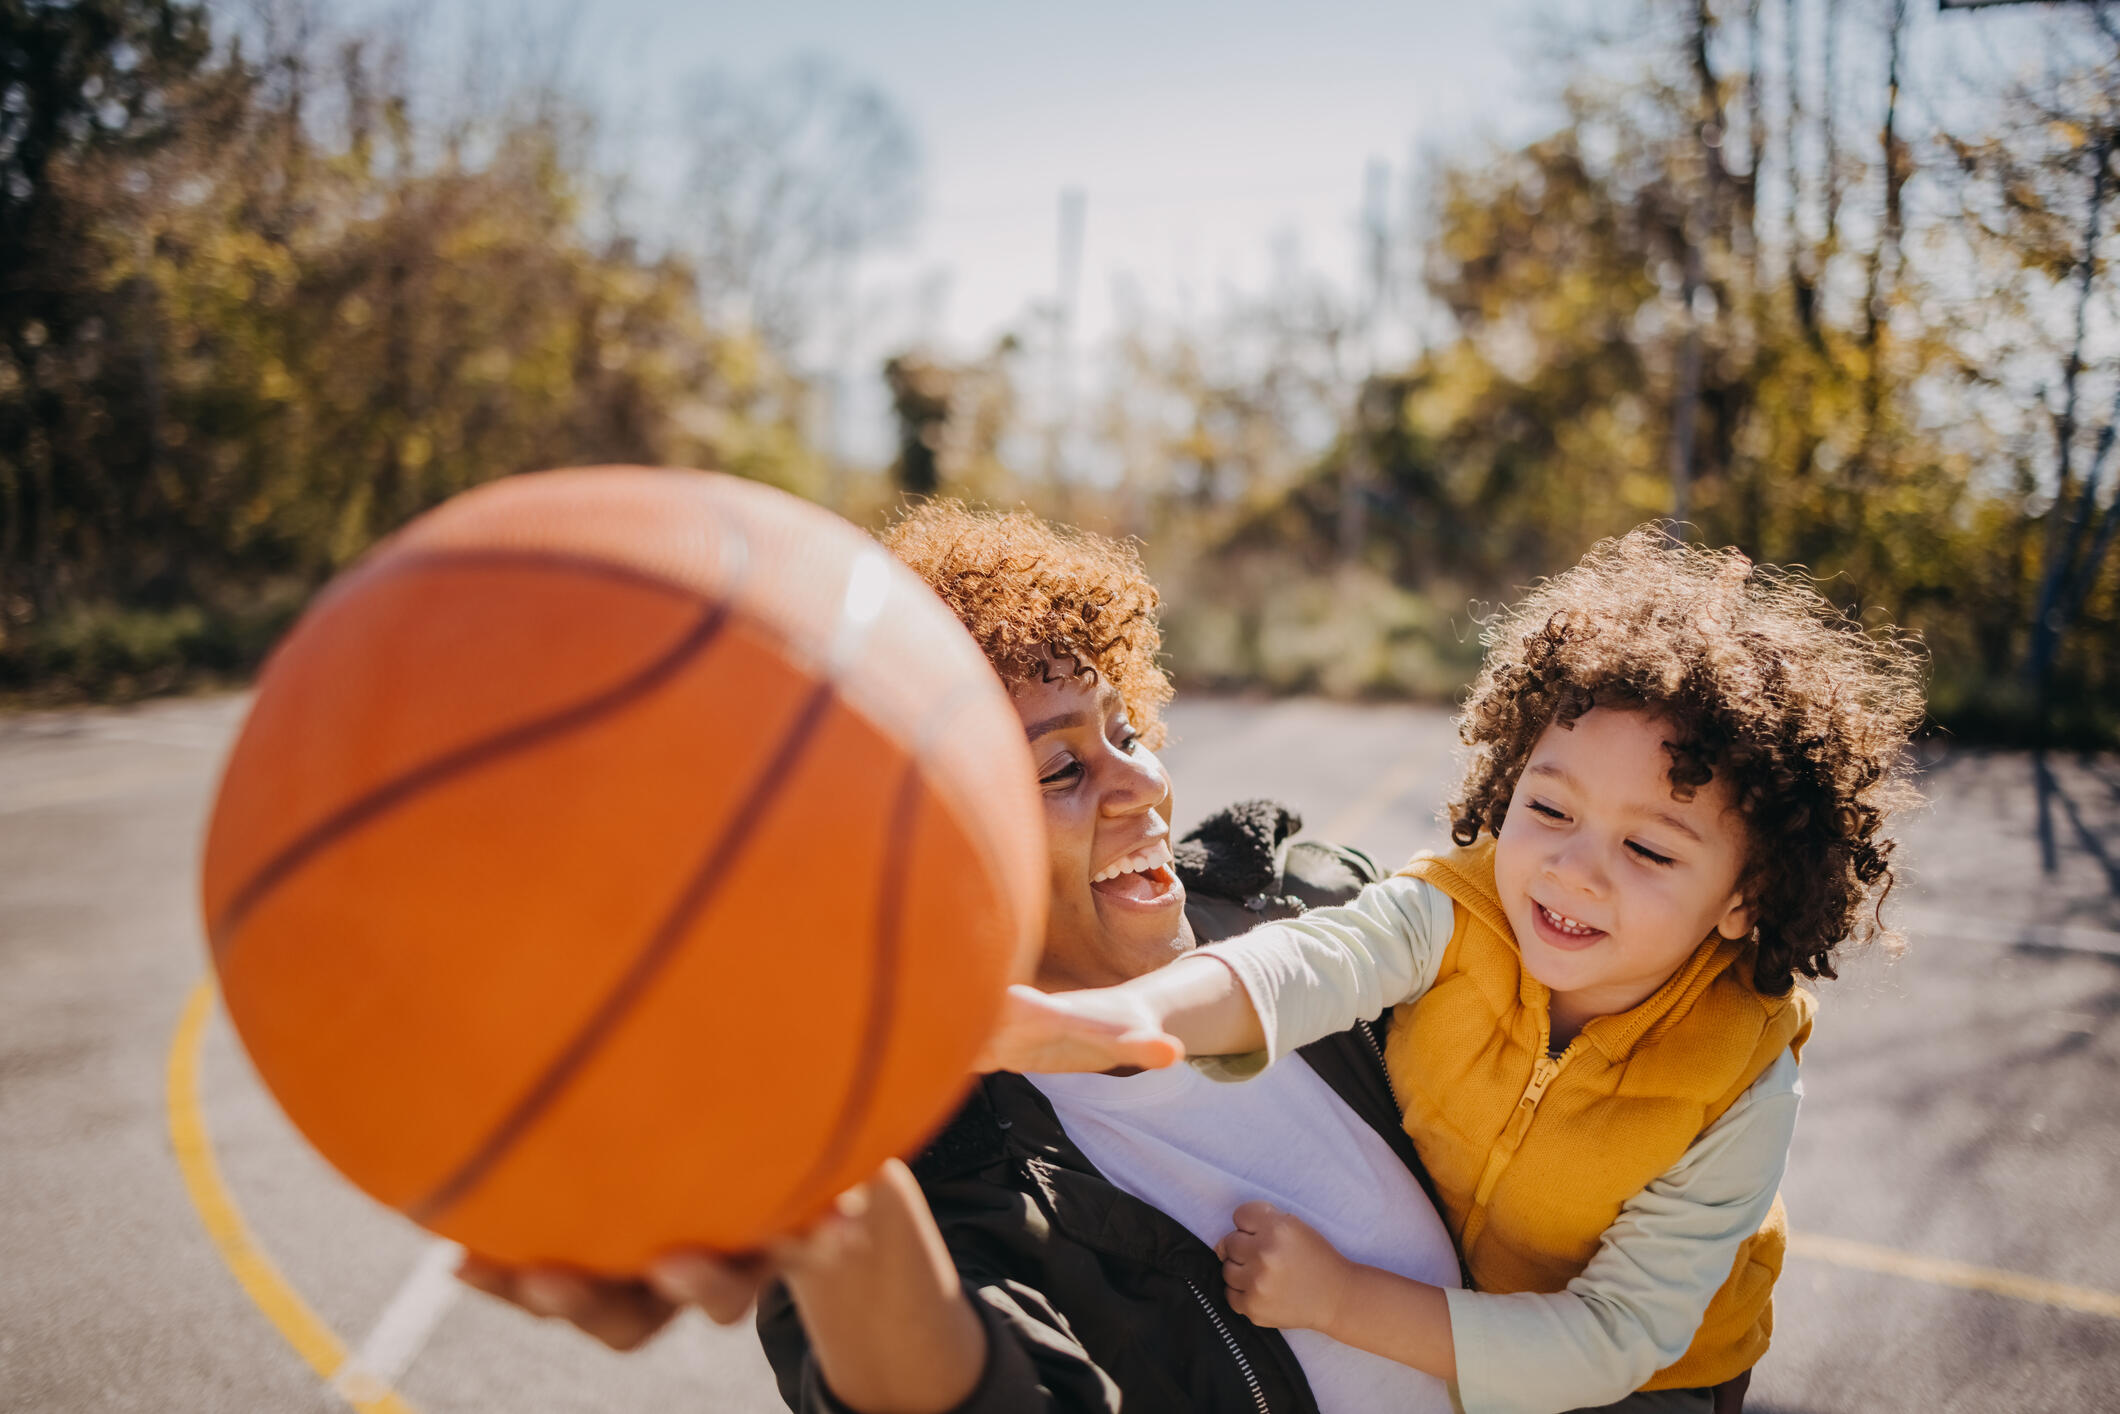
[198,467,1047,1273]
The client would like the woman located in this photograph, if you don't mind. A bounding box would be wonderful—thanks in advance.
[465,503,1461,1413]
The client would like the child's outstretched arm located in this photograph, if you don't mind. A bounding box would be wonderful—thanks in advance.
[976,950,1265,1074]
[979,871,1455,1076]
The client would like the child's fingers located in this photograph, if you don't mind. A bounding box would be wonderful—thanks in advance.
[975,986,1183,1074]
[1231,1199,1279,1232]
[1114,1025,1185,1069]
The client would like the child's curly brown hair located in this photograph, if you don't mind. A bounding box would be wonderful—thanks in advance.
[1449,525,1926,995]
[883,501,1174,748]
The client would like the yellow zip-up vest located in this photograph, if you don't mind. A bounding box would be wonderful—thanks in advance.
[1387,840,1813,1390]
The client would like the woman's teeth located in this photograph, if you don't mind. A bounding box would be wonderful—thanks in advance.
[1091,838,1174,884]
[1538,903,1601,937]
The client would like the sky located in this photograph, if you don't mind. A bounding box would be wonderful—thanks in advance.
[330,0,2072,462]
[494,0,1576,355]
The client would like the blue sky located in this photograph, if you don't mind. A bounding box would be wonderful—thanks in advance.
[325,0,2073,463]
[503,0,1573,353]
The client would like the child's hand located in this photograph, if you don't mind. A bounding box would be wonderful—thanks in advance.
[973,983,1185,1074]
[1216,1201,1357,1334]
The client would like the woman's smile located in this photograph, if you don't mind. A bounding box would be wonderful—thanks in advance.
[1089,837,1181,907]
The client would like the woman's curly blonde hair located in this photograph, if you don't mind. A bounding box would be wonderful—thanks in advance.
[1450,525,1926,995]
[883,501,1174,748]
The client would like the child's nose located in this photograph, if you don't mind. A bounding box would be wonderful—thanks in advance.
[1547,837,1609,898]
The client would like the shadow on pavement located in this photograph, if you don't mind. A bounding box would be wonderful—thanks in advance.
[2034,750,2120,892]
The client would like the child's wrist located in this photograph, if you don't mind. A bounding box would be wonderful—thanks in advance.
[1110,957,1210,1037]
[1314,1254,1364,1340]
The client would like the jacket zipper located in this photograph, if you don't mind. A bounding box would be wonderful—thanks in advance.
[1186,1279,1272,1414]
[1456,1031,1578,1255]
[1359,1017,1399,1110]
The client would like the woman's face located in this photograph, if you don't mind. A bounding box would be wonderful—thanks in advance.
[1012,664,1193,991]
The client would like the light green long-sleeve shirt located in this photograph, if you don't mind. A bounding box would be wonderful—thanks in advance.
[1194,873,1802,1414]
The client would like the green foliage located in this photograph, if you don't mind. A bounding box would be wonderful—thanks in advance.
[0,1,815,699]
[0,590,301,701]
[1136,5,2120,745]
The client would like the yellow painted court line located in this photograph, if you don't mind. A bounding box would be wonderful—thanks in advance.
[1787,1231,2120,1320]
[167,979,425,1414]
[170,971,2120,1413]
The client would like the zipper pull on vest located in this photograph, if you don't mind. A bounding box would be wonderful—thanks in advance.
[1461,1050,1568,1251]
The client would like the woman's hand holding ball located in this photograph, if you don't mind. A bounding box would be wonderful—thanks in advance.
[459,1161,988,1413]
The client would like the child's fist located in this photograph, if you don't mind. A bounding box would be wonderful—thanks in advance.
[1215,1201,1355,1334]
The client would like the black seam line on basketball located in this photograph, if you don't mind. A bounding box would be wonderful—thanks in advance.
[371,548,725,606]
[290,545,718,635]
[208,597,736,955]
[404,677,841,1229]
[768,758,922,1231]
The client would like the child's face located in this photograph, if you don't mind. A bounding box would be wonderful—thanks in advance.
[1491,707,1756,1024]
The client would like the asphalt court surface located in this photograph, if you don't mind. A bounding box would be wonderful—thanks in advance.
[3,692,2117,1412]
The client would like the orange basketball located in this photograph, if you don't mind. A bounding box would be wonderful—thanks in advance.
[200,467,1046,1273]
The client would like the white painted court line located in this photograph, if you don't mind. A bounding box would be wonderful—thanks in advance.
[330,1240,467,1407]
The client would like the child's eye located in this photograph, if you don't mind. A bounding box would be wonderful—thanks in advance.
[1528,800,1567,821]
[1628,841,1675,866]
[1040,760,1085,788]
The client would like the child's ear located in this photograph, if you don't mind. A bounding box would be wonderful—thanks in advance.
[1714,895,1757,942]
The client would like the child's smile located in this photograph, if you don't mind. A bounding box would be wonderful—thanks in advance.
[1528,900,1605,949]
[1492,707,1757,1037]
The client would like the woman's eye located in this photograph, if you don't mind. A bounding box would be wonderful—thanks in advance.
[1528,800,1567,821]
[1628,841,1675,866]
[1039,761,1084,787]
[1117,731,1141,754]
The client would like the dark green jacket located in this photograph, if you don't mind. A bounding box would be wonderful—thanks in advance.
[758,802,1437,1414]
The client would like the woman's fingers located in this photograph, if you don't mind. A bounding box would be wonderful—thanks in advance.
[539,1278,677,1352]
[646,1250,776,1325]
[453,1253,517,1301]
[457,1260,678,1352]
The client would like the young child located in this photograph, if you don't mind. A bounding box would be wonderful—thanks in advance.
[987,526,1925,1414]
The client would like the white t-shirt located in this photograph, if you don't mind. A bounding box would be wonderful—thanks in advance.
[1031,1054,1459,1414]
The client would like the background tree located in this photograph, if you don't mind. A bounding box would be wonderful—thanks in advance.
[0,0,812,698]
[678,55,920,367]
